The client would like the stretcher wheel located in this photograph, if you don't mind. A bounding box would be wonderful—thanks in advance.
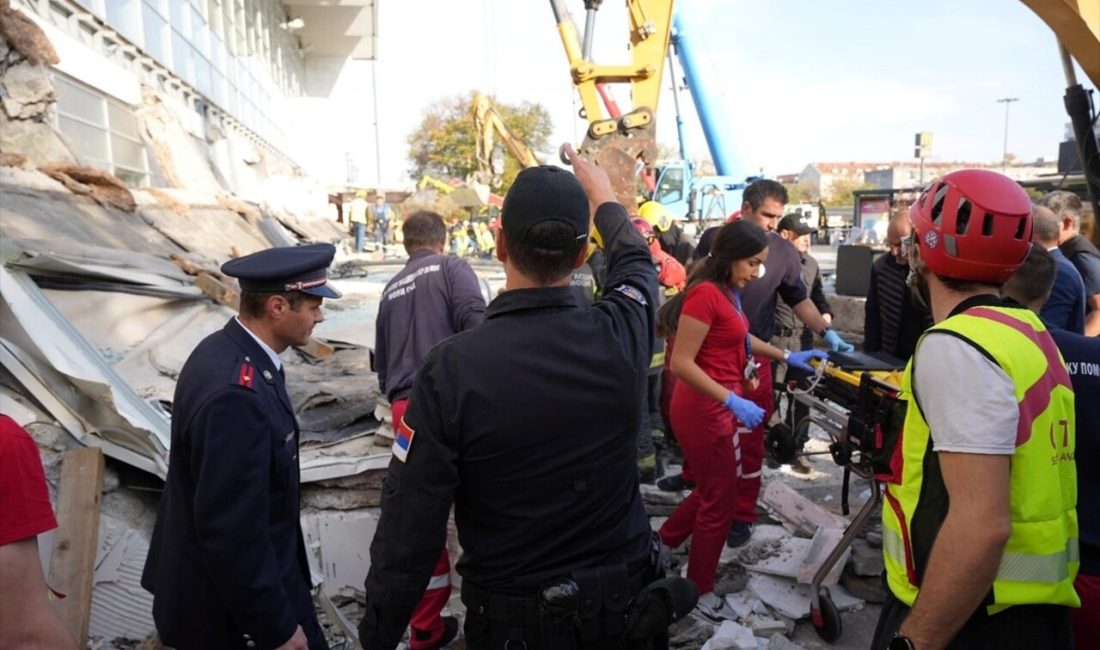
[811,587,842,643]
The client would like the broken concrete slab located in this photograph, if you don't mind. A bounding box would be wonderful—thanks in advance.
[742,613,788,636]
[848,538,884,577]
[746,575,863,620]
[761,481,848,536]
[839,570,887,604]
[670,616,715,649]
[766,633,805,650]
[701,620,757,650]
[795,526,848,586]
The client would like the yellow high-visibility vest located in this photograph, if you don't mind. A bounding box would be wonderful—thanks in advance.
[882,305,1079,614]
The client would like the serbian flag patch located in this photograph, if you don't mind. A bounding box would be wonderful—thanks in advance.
[392,416,415,462]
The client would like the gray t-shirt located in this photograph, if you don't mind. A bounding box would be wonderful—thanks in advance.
[912,333,1018,455]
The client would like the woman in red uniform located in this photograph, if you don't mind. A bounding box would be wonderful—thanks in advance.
[657,221,825,622]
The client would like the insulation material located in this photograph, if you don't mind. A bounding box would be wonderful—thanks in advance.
[0,3,59,65]
[303,510,379,599]
[87,515,155,643]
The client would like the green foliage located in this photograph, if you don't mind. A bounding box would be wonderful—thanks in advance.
[785,179,819,204]
[823,177,876,206]
[406,92,553,192]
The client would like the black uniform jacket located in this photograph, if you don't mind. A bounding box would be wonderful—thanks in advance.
[359,202,659,649]
[141,318,326,650]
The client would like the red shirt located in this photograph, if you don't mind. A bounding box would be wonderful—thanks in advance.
[678,281,750,389]
[0,415,58,545]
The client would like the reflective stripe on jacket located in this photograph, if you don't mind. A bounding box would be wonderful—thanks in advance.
[882,305,1079,614]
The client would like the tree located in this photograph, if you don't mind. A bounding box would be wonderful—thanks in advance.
[785,179,819,204]
[406,92,553,191]
[823,177,875,206]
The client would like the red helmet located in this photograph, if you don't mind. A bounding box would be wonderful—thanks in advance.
[631,217,654,238]
[909,169,1032,283]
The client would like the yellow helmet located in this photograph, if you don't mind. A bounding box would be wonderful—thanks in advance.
[638,201,673,232]
[355,189,367,198]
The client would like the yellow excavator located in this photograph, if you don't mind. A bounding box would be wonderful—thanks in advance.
[471,93,542,188]
[550,0,1099,220]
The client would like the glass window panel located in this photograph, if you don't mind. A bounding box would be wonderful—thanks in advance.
[142,6,171,65]
[170,0,191,40]
[55,77,105,125]
[172,32,194,84]
[111,135,147,170]
[145,0,170,19]
[107,0,143,47]
[191,6,210,57]
[108,103,140,139]
[114,167,147,188]
[59,116,109,162]
[194,54,211,95]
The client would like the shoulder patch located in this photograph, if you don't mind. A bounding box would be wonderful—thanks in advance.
[392,416,415,462]
[612,284,648,306]
[232,361,256,391]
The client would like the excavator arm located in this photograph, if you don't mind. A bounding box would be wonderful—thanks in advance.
[472,94,540,187]
[1021,0,1100,226]
[1021,0,1099,87]
[550,0,673,208]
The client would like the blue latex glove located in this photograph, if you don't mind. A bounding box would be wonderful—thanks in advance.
[724,392,765,429]
[823,329,855,353]
[788,349,828,373]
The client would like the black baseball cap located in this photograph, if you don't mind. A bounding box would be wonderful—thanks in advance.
[221,243,342,298]
[777,214,814,236]
[501,166,589,248]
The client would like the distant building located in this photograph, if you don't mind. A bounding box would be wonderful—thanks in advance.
[798,162,887,200]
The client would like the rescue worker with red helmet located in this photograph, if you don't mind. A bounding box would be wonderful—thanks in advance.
[872,170,1079,650]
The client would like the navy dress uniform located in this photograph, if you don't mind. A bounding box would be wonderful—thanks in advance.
[142,244,340,650]
[359,167,673,650]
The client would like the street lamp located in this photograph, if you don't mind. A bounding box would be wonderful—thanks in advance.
[996,97,1019,172]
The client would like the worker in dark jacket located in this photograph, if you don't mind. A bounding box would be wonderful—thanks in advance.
[358,146,666,650]
[142,244,341,650]
[374,210,486,650]
[864,214,932,362]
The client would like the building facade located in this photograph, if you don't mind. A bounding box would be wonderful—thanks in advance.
[10,0,375,207]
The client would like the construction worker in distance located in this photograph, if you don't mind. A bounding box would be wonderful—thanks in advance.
[349,190,369,253]
[638,200,695,265]
[872,170,1079,650]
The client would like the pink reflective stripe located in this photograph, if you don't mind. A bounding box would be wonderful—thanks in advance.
[967,308,1072,446]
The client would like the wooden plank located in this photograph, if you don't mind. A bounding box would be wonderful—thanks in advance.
[47,446,105,646]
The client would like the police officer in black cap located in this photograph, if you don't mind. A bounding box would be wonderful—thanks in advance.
[357,146,694,650]
[142,243,340,650]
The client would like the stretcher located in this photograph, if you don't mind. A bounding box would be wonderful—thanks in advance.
[767,351,906,643]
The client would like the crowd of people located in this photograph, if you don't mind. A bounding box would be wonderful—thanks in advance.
[3,154,1097,650]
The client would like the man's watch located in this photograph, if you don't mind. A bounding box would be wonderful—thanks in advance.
[782,349,792,363]
[888,634,916,650]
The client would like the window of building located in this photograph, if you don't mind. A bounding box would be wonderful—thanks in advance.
[53,74,154,188]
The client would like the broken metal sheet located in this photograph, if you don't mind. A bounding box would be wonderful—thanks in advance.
[3,237,194,285]
[260,216,298,248]
[0,266,170,476]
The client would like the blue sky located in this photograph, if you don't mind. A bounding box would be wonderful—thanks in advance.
[346,0,1096,185]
